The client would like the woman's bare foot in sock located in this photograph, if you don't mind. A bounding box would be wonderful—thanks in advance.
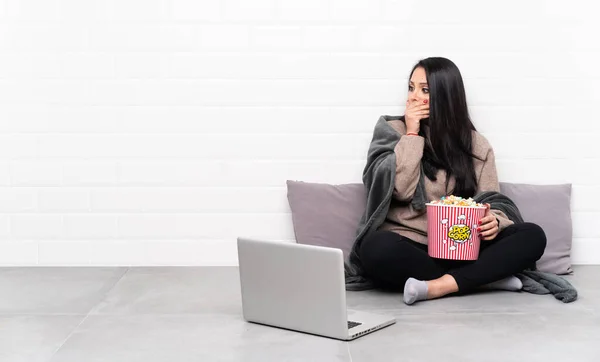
[479,276,523,291]
[403,274,459,305]
[426,274,459,299]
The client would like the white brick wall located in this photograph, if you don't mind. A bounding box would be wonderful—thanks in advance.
[0,0,599,265]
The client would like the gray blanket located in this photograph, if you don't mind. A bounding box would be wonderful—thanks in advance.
[344,116,578,303]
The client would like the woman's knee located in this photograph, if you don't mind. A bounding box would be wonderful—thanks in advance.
[358,230,402,270]
[519,222,547,258]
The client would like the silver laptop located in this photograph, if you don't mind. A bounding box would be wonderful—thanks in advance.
[237,237,396,341]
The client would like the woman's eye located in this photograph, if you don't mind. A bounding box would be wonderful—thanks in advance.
[408,86,414,91]
[423,88,429,93]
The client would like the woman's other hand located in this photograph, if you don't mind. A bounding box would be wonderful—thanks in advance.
[405,100,429,134]
[478,203,499,241]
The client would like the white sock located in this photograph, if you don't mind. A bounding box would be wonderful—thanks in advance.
[403,277,429,305]
[480,276,523,292]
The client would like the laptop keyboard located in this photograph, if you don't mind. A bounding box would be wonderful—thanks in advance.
[348,321,362,329]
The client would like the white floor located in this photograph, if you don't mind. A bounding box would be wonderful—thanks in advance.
[0,266,598,362]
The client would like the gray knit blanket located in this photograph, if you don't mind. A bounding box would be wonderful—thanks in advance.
[344,115,578,303]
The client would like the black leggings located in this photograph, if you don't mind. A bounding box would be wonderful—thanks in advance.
[358,222,547,293]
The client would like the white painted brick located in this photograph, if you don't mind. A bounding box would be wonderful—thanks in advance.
[465,78,586,107]
[37,241,90,265]
[88,25,197,52]
[331,0,381,21]
[84,80,194,106]
[0,135,38,159]
[90,188,145,212]
[0,53,114,80]
[38,188,91,212]
[117,160,364,187]
[0,106,55,133]
[38,106,391,135]
[87,240,138,266]
[139,240,236,266]
[60,53,115,79]
[100,0,169,23]
[220,161,364,187]
[496,159,597,186]
[62,161,118,186]
[10,161,63,186]
[63,215,118,239]
[251,26,305,50]
[0,106,122,134]
[118,161,225,186]
[555,23,600,51]
[11,214,63,239]
[320,54,386,79]
[572,212,600,238]
[55,0,113,22]
[1,0,61,21]
[382,1,557,25]
[10,79,401,107]
[0,53,45,79]
[0,187,37,212]
[412,1,565,26]
[171,0,221,21]
[328,107,401,133]
[355,26,403,51]
[0,79,94,106]
[85,80,139,106]
[199,25,250,50]
[303,26,359,51]
[0,215,10,239]
[380,0,424,22]
[0,241,38,265]
[277,0,328,22]
[85,239,242,266]
[540,0,597,22]
[379,55,420,79]
[0,24,88,51]
[167,54,237,79]
[1,108,36,133]
[569,52,600,78]
[117,213,295,240]
[38,134,372,160]
[222,0,276,22]
[1,0,599,266]
[0,162,11,186]
[410,24,561,53]
[91,187,288,213]
[486,133,599,160]
[571,238,600,265]
[167,53,388,80]
[38,135,109,159]
[571,186,600,212]
[114,53,169,79]
[469,107,600,135]
[448,53,579,80]
[184,80,400,106]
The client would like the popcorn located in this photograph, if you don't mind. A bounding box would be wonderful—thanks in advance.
[429,195,484,207]
[427,195,486,260]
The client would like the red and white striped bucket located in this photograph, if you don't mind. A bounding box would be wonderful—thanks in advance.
[426,203,486,260]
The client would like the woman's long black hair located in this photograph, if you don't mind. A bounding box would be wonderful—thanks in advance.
[408,57,483,198]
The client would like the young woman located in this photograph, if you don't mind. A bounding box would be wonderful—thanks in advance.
[358,57,547,305]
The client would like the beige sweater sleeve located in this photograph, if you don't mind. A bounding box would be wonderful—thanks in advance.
[393,135,425,201]
[476,146,514,232]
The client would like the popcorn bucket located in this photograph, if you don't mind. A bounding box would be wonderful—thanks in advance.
[426,203,487,260]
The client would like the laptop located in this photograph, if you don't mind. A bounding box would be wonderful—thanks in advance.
[237,237,396,341]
